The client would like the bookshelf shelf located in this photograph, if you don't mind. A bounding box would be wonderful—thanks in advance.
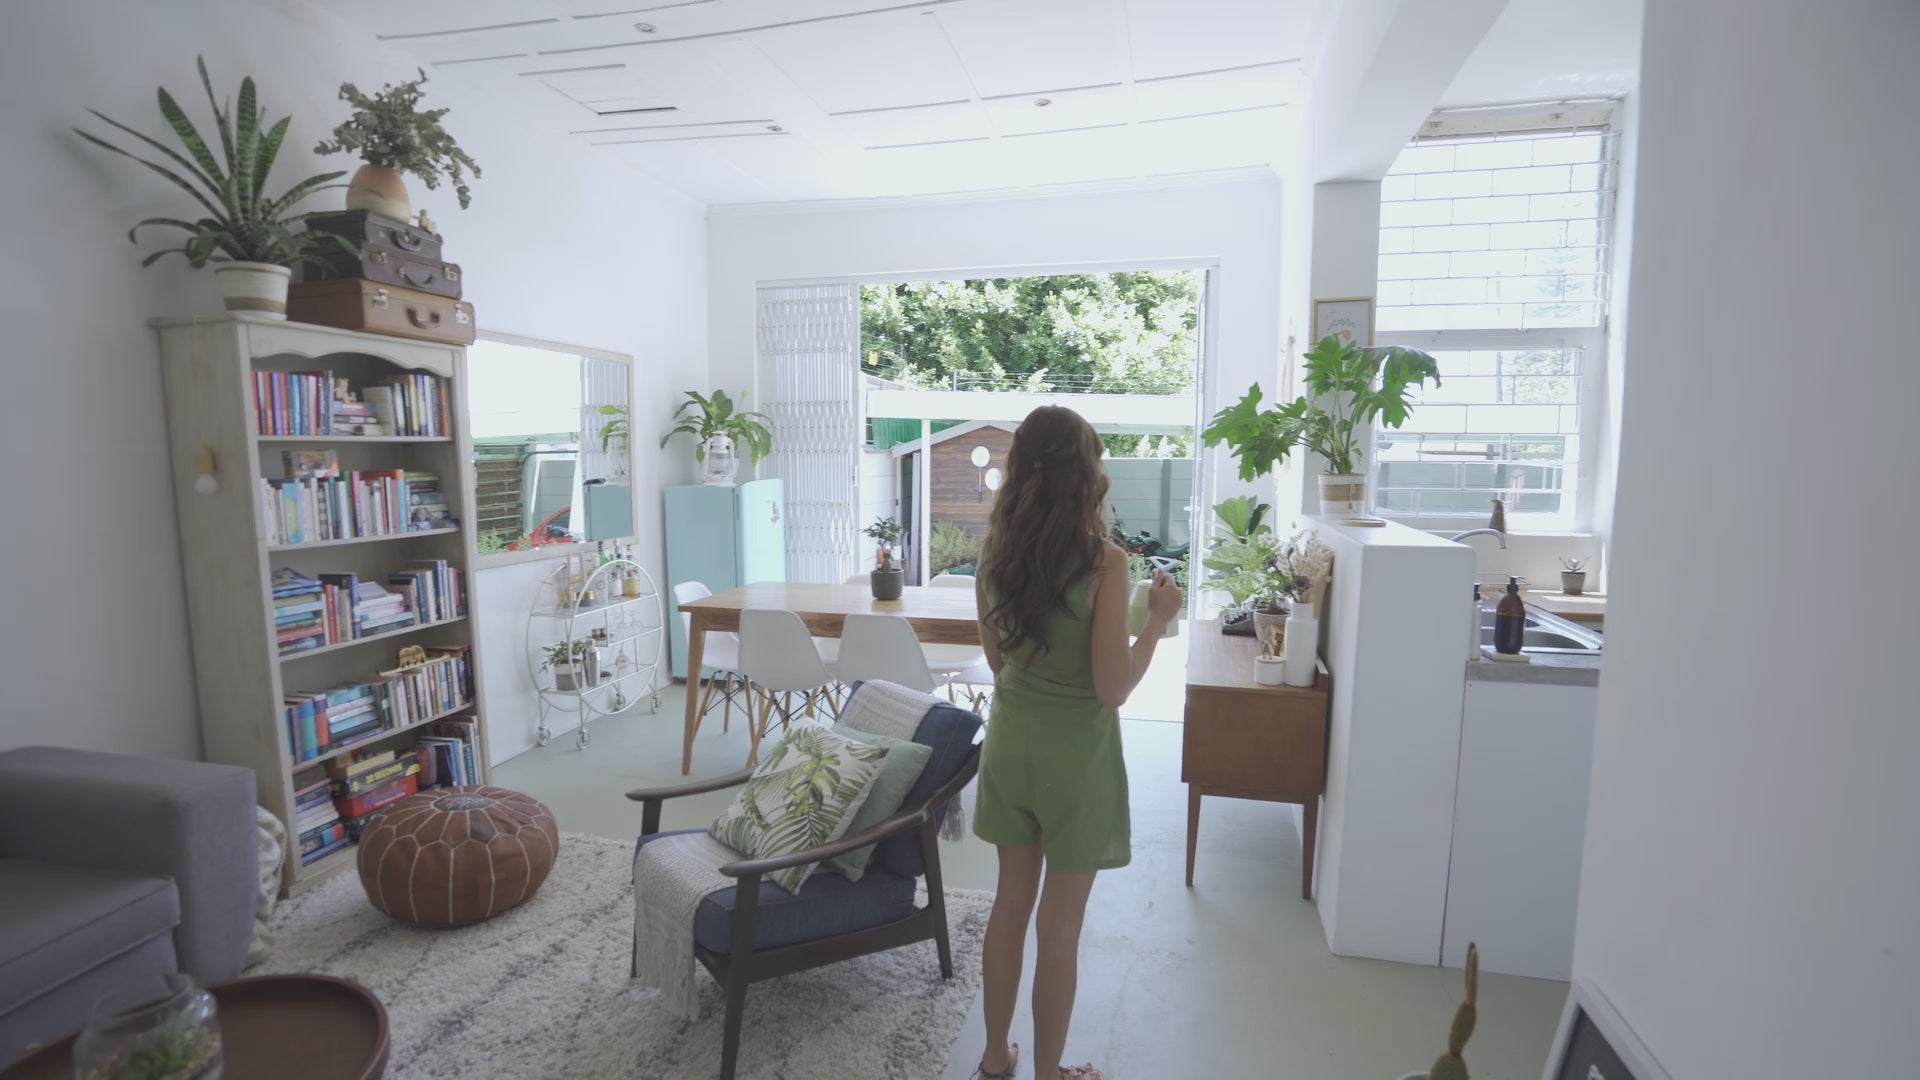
[257,434,453,444]
[279,616,467,663]
[266,526,461,552]
[288,699,476,773]
[156,316,491,899]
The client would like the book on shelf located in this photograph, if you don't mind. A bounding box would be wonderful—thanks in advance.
[285,681,385,763]
[378,645,473,728]
[253,369,449,438]
[334,772,419,820]
[430,716,482,786]
[300,830,352,865]
[254,370,336,436]
[387,559,465,624]
[362,374,449,438]
[259,470,458,546]
[329,752,420,798]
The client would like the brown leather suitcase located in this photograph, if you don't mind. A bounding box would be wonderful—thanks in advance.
[286,279,476,346]
[304,209,445,262]
[301,244,462,299]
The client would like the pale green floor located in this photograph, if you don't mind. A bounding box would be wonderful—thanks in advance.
[495,678,1568,1079]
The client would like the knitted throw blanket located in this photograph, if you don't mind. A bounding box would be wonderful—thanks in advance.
[838,680,969,842]
[631,832,739,1017]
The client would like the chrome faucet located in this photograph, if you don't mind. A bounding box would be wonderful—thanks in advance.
[1448,528,1508,549]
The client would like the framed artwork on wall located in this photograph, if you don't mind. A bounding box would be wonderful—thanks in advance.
[1540,978,1674,1080]
[1313,296,1375,346]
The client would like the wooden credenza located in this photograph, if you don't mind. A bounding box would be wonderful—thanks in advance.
[1183,620,1331,899]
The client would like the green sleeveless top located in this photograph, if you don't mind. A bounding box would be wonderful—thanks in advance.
[985,576,1101,702]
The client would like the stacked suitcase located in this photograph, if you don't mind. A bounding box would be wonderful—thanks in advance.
[288,210,476,346]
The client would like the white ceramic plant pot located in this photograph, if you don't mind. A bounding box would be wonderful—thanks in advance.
[701,433,739,486]
[1318,472,1366,515]
[552,665,579,692]
[213,262,290,318]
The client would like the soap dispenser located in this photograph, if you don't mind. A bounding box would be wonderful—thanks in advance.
[1493,576,1526,655]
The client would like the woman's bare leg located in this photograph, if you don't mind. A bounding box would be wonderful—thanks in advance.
[981,843,1044,1073]
[1032,867,1098,1076]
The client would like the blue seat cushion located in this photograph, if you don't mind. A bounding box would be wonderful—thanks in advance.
[633,833,918,953]
[0,858,180,1016]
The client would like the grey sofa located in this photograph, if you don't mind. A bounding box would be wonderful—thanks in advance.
[0,746,256,1066]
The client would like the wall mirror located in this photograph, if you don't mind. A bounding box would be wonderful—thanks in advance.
[467,331,633,566]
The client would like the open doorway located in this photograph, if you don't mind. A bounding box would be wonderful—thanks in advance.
[854,268,1209,723]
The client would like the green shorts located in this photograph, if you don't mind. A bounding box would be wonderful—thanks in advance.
[971,683,1131,873]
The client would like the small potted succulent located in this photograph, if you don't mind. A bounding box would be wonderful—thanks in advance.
[864,517,907,600]
[541,639,587,692]
[75,58,350,318]
[1559,557,1588,595]
[315,68,480,222]
[660,390,774,486]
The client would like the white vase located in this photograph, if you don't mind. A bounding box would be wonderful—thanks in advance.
[1318,473,1366,515]
[1282,601,1319,686]
[212,262,290,318]
[701,433,739,486]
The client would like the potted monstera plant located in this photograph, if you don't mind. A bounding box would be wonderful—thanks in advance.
[315,68,480,222]
[75,58,349,317]
[1202,334,1442,515]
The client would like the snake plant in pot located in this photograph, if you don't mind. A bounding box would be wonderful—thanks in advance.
[74,58,350,318]
[1202,334,1442,515]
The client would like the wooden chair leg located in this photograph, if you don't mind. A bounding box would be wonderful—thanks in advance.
[720,872,763,1080]
[720,673,732,733]
[920,818,954,979]
[696,674,719,723]
[748,691,775,767]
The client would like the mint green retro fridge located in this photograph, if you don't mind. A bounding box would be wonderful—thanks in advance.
[664,478,785,679]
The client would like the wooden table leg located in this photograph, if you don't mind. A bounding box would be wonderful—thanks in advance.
[1185,785,1201,887]
[1301,795,1319,900]
[681,612,708,775]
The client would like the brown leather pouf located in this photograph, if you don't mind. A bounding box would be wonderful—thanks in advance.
[356,786,560,927]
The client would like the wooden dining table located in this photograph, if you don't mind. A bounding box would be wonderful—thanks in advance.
[678,582,983,774]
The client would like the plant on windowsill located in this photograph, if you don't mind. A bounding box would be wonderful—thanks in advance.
[1559,556,1588,596]
[1201,333,1442,516]
[74,57,351,318]
[660,390,773,486]
[864,517,907,600]
[315,68,480,222]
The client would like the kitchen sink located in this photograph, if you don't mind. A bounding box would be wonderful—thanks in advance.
[1478,606,1603,654]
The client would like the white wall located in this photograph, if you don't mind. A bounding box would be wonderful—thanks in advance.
[0,0,706,762]
[707,178,1286,518]
[1571,3,1919,1077]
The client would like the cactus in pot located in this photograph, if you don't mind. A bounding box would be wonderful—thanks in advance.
[1426,943,1478,1080]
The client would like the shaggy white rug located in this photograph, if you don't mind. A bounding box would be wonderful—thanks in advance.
[256,832,991,1079]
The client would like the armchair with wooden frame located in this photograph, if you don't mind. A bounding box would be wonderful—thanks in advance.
[626,690,983,1080]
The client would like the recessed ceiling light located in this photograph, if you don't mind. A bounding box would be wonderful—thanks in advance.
[1034,97,1052,107]
[767,124,783,132]
[635,22,656,32]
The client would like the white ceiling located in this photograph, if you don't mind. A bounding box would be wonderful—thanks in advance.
[309,0,1321,205]
[1439,0,1642,108]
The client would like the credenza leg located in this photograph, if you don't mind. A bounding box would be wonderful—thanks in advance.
[1301,795,1319,900]
[1185,785,1201,887]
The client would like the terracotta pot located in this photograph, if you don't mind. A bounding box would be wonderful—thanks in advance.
[346,163,411,221]
[1318,472,1367,515]
[212,261,290,317]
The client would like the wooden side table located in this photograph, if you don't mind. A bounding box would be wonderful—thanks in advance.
[1183,621,1331,899]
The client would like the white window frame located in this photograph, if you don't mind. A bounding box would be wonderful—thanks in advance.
[1370,104,1619,536]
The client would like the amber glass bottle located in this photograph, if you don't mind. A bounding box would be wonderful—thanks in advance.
[1493,576,1526,654]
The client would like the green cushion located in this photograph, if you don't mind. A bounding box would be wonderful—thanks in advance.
[709,726,888,894]
[825,724,933,881]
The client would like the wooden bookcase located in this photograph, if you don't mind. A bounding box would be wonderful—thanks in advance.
[153,314,491,895]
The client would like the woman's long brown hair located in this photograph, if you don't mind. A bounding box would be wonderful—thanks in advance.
[978,405,1109,658]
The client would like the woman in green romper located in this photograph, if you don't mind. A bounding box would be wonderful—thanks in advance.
[969,406,1181,1080]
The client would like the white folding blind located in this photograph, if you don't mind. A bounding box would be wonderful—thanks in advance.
[579,356,627,483]
[757,283,862,584]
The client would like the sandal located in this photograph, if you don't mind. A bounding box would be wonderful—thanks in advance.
[973,1042,1020,1079]
[1060,1066,1104,1079]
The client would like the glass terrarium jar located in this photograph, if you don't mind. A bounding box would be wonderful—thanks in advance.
[73,974,222,1080]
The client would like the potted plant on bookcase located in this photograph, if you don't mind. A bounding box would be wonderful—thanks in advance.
[864,517,907,600]
[1201,333,1442,516]
[315,68,480,222]
[75,57,349,318]
[541,639,587,692]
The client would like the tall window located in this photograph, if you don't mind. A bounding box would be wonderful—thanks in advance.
[1372,106,1616,531]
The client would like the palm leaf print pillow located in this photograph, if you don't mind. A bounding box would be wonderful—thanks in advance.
[709,725,889,893]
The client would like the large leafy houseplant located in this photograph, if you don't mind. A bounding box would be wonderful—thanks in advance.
[74,58,347,279]
[1202,333,1442,481]
[316,68,480,218]
[660,390,774,464]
